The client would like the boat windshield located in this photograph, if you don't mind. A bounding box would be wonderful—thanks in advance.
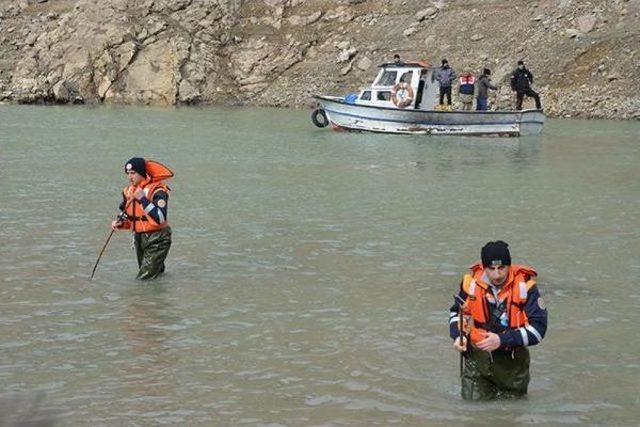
[376,70,397,87]
[399,70,413,83]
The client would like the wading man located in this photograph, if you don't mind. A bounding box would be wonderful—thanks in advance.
[448,241,547,400]
[111,157,173,280]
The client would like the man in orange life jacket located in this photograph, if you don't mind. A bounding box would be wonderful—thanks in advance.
[111,157,172,280]
[449,241,547,400]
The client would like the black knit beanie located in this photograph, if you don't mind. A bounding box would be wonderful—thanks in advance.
[481,241,511,267]
[124,157,147,177]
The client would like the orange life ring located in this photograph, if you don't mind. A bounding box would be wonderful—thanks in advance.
[391,82,414,108]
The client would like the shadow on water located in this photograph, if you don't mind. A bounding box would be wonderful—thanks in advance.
[404,134,542,177]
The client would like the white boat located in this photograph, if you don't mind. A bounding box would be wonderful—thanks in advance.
[311,61,545,136]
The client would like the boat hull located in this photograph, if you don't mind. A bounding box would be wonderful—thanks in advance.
[314,96,545,136]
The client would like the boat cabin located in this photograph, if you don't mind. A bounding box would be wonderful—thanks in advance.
[353,61,439,110]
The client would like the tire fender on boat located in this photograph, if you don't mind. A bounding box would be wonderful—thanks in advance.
[311,108,329,128]
[391,82,414,108]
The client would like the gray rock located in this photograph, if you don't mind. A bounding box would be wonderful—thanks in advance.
[356,56,372,71]
[52,80,69,102]
[337,47,357,63]
[565,28,580,38]
[470,34,483,41]
[415,8,437,21]
[178,79,200,103]
[263,0,285,7]
[288,11,322,26]
[25,33,38,46]
[340,60,353,75]
[577,15,596,33]
[324,7,353,23]
[403,26,418,37]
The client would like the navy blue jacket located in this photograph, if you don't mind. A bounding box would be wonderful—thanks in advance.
[448,279,548,348]
[510,67,534,92]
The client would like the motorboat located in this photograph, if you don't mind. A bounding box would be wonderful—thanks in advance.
[311,61,545,136]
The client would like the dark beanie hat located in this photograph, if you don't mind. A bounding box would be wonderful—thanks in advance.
[483,68,491,75]
[124,157,147,176]
[481,241,512,267]
[442,58,448,65]
[517,60,524,65]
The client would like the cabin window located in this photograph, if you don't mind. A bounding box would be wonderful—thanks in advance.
[376,71,397,86]
[360,91,371,101]
[399,71,414,83]
[376,91,391,101]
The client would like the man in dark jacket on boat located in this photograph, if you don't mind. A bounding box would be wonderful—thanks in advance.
[476,68,498,111]
[435,59,457,110]
[510,60,542,110]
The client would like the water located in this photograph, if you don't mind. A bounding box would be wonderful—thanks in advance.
[0,105,639,425]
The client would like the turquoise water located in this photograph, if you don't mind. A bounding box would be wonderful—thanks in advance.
[0,105,639,425]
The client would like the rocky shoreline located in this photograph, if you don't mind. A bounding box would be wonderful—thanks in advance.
[0,0,638,120]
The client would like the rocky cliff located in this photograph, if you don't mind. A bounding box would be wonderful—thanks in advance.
[0,0,638,119]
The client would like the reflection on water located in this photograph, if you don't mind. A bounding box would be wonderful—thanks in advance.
[0,106,639,425]
[119,288,177,419]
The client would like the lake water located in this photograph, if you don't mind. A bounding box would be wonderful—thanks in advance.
[0,105,639,425]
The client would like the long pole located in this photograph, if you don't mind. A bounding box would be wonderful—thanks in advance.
[89,197,134,281]
[89,229,115,280]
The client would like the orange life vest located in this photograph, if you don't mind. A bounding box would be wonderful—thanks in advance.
[459,74,476,85]
[120,160,173,233]
[123,180,170,233]
[461,263,537,344]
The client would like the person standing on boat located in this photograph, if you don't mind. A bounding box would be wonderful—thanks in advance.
[510,60,542,110]
[435,59,457,110]
[476,68,498,111]
[449,241,548,400]
[458,71,475,111]
[111,157,173,280]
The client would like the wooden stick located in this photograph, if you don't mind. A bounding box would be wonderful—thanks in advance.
[89,229,115,280]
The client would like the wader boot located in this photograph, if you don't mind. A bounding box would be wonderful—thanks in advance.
[461,346,530,400]
[134,227,172,280]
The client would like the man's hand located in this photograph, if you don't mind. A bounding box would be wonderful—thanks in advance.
[111,220,122,230]
[476,332,501,352]
[453,336,467,353]
[133,188,145,200]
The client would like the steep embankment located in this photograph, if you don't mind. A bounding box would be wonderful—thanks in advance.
[0,0,638,119]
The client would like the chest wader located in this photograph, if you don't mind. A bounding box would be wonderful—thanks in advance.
[461,296,530,400]
[462,345,530,400]
[134,227,172,280]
